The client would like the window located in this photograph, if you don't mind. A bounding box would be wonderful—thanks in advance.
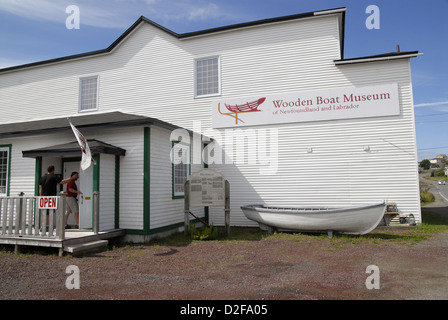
[0,146,11,196]
[172,142,190,198]
[195,56,220,98]
[79,76,98,111]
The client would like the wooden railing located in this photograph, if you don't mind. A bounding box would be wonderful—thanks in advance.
[0,192,66,240]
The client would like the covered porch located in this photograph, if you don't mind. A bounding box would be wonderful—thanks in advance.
[23,139,126,231]
[0,193,125,256]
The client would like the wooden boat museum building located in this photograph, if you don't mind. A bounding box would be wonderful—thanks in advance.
[0,7,421,246]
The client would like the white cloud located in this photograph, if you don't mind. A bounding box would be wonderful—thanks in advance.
[188,3,220,21]
[0,0,66,23]
[0,0,235,29]
[0,0,152,28]
[415,100,448,108]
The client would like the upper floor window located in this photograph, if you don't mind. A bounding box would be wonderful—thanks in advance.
[79,76,98,111]
[195,56,220,98]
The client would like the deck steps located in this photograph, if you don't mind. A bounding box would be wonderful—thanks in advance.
[64,240,109,255]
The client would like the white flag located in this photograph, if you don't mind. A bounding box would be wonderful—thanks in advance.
[69,122,92,170]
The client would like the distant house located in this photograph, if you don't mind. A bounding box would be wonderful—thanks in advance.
[430,158,444,166]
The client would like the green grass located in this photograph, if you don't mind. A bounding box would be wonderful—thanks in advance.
[423,174,448,182]
[143,210,448,248]
[5,210,446,256]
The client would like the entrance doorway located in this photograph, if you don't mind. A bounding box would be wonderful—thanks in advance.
[63,161,93,229]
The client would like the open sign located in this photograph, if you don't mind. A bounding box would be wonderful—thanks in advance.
[38,196,58,209]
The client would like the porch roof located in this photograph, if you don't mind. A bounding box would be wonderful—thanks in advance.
[22,139,126,158]
[0,111,184,138]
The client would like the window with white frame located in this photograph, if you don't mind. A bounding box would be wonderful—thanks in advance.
[195,56,220,97]
[79,76,98,111]
[172,142,190,197]
[0,146,10,196]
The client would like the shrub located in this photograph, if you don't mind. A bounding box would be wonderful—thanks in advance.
[420,188,435,204]
[190,223,219,240]
[434,169,447,177]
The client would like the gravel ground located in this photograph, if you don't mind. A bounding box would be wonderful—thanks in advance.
[1,200,447,302]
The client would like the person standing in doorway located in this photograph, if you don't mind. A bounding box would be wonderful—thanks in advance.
[39,165,73,226]
[65,171,82,229]
[39,165,72,196]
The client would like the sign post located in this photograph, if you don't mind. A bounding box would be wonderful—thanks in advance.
[184,169,230,236]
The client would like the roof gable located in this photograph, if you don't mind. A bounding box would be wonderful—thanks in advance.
[0,7,346,74]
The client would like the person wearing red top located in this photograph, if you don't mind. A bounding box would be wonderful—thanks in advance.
[65,172,82,229]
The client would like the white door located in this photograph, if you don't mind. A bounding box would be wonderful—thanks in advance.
[78,165,93,229]
[63,161,93,229]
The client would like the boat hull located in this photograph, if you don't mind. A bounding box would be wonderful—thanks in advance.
[241,202,386,235]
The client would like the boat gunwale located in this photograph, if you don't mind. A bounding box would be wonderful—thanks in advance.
[241,202,386,215]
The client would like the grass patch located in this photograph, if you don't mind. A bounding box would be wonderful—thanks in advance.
[322,210,448,247]
[423,174,448,182]
[118,211,448,250]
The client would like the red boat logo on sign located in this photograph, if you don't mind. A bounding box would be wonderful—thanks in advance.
[38,196,58,209]
[218,97,266,125]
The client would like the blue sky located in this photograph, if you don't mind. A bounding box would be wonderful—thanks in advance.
[0,0,447,160]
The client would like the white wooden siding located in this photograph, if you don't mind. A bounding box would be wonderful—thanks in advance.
[210,59,420,225]
[93,127,144,230]
[149,126,204,230]
[0,134,74,197]
[0,15,341,127]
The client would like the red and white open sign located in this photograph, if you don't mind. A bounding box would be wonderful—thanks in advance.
[38,196,58,209]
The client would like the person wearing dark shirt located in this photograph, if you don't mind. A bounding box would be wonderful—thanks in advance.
[38,165,73,226]
[39,165,73,196]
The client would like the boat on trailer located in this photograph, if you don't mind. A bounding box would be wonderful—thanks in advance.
[241,202,386,238]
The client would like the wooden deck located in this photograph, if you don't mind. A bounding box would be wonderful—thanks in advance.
[0,228,125,256]
[1,194,125,256]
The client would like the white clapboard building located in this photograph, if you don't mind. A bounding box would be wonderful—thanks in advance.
[0,7,422,241]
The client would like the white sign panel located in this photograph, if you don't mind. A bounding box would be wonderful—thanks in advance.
[189,169,225,207]
[38,196,58,209]
[212,83,400,128]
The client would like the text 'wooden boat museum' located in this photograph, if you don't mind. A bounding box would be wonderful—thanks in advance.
[0,7,422,250]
